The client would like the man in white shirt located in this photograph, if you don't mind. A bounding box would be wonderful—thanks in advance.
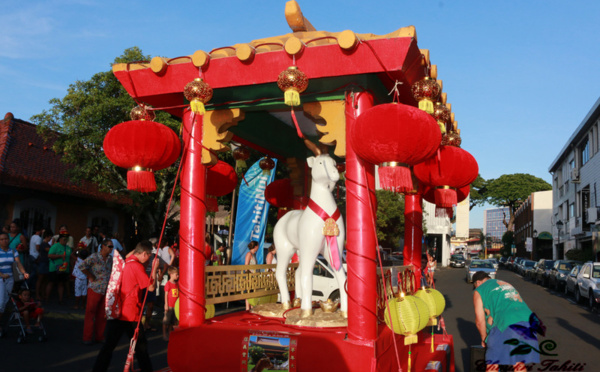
[80,227,99,254]
[28,226,43,286]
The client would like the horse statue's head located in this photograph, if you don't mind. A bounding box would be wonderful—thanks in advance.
[304,138,339,192]
[307,154,339,192]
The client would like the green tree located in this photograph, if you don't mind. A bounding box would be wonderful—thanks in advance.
[485,173,552,232]
[469,174,487,210]
[32,47,181,240]
[501,231,514,257]
[375,190,405,249]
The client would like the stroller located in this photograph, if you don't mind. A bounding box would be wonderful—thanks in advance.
[1,280,47,343]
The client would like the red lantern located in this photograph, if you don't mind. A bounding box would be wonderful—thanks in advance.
[130,104,155,121]
[413,146,478,208]
[265,179,308,219]
[277,66,308,107]
[103,120,181,192]
[259,157,276,175]
[336,163,346,173]
[232,146,250,169]
[431,102,451,134]
[350,103,441,193]
[184,78,213,114]
[411,77,441,114]
[206,161,237,197]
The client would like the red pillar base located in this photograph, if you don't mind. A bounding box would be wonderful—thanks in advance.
[167,312,454,372]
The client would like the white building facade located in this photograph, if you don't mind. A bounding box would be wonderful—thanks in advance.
[548,97,600,260]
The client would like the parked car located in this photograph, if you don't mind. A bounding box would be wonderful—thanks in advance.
[548,260,580,291]
[519,260,537,277]
[513,257,525,273]
[564,264,583,297]
[534,259,555,286]
[466,259,497,283]
[574,261,600,309]
[505,256,516,271]
[449,254,466,268]
[499,256,508,267]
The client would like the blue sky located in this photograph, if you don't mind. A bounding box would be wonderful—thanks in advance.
[2,0,600,228]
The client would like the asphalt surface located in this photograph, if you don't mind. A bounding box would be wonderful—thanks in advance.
[0,288,244,372]
[436,264,600,372]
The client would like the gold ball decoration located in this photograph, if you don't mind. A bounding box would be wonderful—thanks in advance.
[130,105,156,121]
[432,102,451,125]
[277,66,309,106]
[414,288,446,325]
[411,77,441,114]
[184,78,213,114]
[384,294,430,345]
[441,132,462,147]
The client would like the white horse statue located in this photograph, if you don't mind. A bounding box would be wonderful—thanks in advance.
[273,149,347,318]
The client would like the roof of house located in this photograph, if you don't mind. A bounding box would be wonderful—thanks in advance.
[0,112,122,203]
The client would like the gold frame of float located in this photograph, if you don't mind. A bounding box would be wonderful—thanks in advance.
[205,263,298,305]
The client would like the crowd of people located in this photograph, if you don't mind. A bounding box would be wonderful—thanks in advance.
[0,220,185,372]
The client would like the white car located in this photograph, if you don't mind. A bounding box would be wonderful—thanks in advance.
[574,261,600,309]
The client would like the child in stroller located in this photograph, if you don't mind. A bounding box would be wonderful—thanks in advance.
[2,282,47,343]
[15,287,44,334]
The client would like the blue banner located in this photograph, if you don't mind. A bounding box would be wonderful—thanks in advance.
[231,159,277,265]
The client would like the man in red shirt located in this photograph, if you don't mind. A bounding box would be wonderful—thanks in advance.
[93,241,157,372]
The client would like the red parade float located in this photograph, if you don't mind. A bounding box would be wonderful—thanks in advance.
[105,2,478,370]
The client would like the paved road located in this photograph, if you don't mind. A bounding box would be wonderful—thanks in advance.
[0,294,243,372]
[435,265,600,372]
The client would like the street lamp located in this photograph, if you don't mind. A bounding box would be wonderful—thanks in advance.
[556,220,564,260]
[532,229,538,260]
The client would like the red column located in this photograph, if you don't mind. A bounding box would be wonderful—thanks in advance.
[345,91,378,343]
[179,109,207,328]
[403,193,424,287]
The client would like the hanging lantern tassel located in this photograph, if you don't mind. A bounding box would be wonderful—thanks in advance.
[378,162,413,193]
[277,66,309,107]
[184,78,213,115]
[127,167,156,192]
[434,186,457,208]
[435,207,453,219]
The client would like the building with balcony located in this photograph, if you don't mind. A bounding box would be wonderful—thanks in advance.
[549,97,600,261]
[513,190,553,260]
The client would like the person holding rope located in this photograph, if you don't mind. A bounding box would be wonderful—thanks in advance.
[92,240,157,372]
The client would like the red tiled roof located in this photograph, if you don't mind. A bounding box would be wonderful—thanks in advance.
[0,112,125,203]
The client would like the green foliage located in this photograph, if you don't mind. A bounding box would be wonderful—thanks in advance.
[32,47,181,239]
[501,231,514,256]
[375,190,405,248]
[485,174,552,231]
[469,175,487,211]
[248,345,265,365]
[565,248,594,262]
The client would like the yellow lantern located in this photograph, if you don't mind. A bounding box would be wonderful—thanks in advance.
[174,298,215,320]
[383,293,430,345]
[414,287,446,326]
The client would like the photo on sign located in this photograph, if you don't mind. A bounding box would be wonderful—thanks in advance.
[247,335,290,372]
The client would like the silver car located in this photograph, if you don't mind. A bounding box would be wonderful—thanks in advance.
[574,261,600,309]
[564,264,582,297]
[466,260,497,283]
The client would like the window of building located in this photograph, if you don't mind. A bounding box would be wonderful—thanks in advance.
[12,199,57,237]
[570,202,575,218]
[580,138,590,166]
